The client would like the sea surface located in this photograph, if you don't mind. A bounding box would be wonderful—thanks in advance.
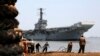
[33,37,100,52]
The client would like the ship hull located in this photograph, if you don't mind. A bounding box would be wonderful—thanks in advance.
[24,30,82,41]
[23,21,94,41]
[47,31,81,41]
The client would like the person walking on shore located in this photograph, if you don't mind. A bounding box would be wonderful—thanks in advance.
[78,35,86,53]
[42,42,49,52]
[67,41,73,53]
[36,43,41,52]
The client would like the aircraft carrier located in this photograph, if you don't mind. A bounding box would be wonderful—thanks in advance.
[23,8,94,41]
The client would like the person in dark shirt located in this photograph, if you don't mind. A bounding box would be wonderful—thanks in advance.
[67,41,73,53]
[42,42,49,52]
[30,42,35,53]
[78,35,86,53]
[36,43,41,52]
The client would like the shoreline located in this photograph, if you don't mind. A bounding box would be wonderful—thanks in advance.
[27,51,100,56]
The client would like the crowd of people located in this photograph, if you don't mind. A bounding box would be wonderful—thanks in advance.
[19,34,86,56]
[28,41,49,53]
[21,35,86,53]
[19,38,49,56]
[20,39,49,53]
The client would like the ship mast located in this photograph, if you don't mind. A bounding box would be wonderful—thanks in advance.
[40,8,43,20]
[39,8,43,29]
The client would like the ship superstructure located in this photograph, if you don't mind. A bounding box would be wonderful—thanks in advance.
[35,8,47,30]
[23,8,94,41]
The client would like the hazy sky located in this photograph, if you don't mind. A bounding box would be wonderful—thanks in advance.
[16,0,100,37]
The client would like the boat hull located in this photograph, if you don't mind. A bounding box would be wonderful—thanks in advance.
[24,30,82,41]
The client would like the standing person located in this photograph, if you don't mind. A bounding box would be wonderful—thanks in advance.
[20,38,34,56]
[19,38,28,56]
[27,42,31,53]
[67,41,73,53]
[36,43,41,52]
[27,40,35,53]
[30,42,35,53]
[78,35,86,53]
[42,42,49,52]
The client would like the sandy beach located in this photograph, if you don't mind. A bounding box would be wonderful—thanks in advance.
[27,52,100,56]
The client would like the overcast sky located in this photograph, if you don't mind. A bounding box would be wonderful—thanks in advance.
[16,0,100,37]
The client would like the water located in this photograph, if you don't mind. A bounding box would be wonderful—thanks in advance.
[33,37,100,52]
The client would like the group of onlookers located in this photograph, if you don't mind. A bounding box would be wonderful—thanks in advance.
[20,35,86,56]
[20,38,49,56]
[26,41,49,53]
[27,35,86,54]
[21,35,86,53]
